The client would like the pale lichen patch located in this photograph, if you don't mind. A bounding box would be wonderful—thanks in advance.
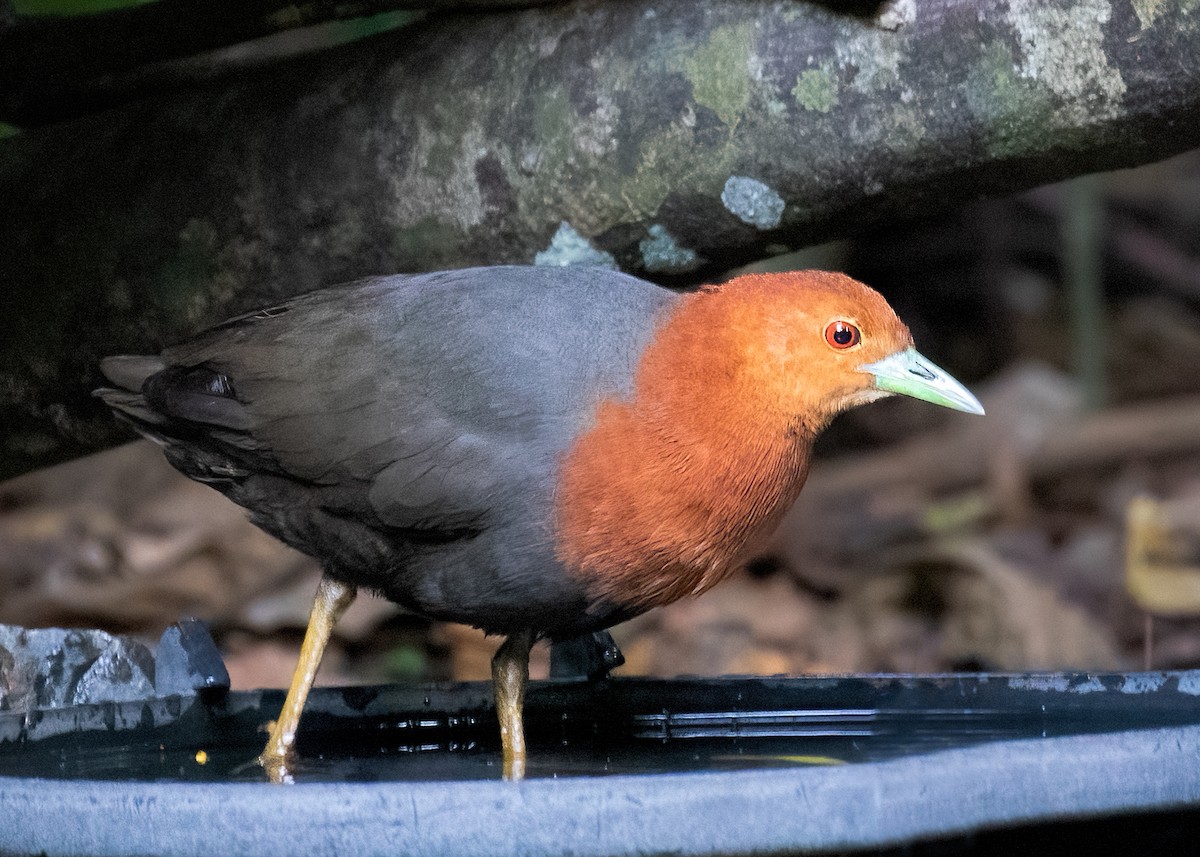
[878,0,917,31]
[639,224,701,273]
[721,176,785,229]
[534,222,617,268]
[1132,0,1167,28]
[1070,676,1106,693]
[1007,0,1126,122]
[1008,675,1071,692]
[835,23,905,94]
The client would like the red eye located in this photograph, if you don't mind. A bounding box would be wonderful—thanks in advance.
[824,320,861,350]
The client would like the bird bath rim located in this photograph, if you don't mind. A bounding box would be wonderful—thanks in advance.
[3,671,1200,855]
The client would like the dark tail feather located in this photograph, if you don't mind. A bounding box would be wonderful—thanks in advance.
[99,355,166,391]
[94,354,169,440]
[97,355,251,431]
[93,387,171,444]
[95,355,257,482]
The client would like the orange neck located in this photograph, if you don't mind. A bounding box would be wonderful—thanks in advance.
[553,287,823,612]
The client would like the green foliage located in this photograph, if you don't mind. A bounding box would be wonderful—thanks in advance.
[13,0,155,14]
[0,123,21,139]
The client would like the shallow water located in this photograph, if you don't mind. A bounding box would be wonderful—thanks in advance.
[2,673,1197,783]
[0,703,1152,782]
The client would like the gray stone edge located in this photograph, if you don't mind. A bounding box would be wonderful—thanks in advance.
[2,724,1199,856]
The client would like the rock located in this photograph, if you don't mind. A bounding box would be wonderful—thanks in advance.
[0,624,154,713]
[155,617,230,697]
[0,619,229,714]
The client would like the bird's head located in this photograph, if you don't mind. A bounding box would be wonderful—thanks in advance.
[556,270,984,608]
[698,271,984,431]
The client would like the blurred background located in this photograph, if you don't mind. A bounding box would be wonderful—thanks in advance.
[5,148,1200,689]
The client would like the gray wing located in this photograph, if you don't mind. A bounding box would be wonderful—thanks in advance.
[97,266,677,571]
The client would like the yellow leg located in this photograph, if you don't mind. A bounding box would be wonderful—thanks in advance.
[259,574,356,783]
[491,629,535,782]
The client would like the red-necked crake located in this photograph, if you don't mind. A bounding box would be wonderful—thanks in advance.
[96,266,983,781]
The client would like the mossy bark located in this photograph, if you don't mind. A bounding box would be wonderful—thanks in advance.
[2,0,1200,478]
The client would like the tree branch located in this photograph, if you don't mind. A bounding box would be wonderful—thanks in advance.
[2,0,1199,478]
[0,0,886,127]
[0,0,428,126]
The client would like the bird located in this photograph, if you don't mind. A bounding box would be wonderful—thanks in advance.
[95,265,983,781]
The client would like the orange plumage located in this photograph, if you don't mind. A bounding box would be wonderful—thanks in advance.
[555,271,916,610]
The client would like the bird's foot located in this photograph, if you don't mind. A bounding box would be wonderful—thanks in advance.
[258,750,296,785]
[258,719,297,784]
[502,749,526,782]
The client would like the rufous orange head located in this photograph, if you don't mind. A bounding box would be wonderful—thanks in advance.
[687,270,984,432]
[555,269,982,611]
